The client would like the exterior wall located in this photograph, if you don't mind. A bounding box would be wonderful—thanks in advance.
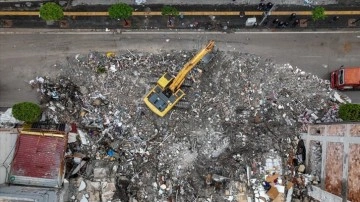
[0,129,18,184]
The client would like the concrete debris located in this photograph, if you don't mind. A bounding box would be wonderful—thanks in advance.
[80,195,88,202]
[101,182,116,202]
[29,50,351,201]
[78,180,86,191]
[71,160,87,175]
[298,164,306,173]
[68,132,77,143]
[78,129,89,145]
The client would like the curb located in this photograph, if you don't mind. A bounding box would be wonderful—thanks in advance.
[1,10,360,16]
[1,28,360,34]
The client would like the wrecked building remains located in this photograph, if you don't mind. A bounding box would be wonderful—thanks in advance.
[0,47,358,202]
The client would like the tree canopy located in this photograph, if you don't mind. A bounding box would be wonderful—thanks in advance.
[108,3,134,20]
[312,6,326,21]
[39,2,64,21]
[338,104,360,121]
[12,102,41,123]
[161,6,179,16]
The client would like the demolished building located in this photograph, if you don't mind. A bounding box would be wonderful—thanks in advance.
[1,49,359,201]
[302,123,360,202]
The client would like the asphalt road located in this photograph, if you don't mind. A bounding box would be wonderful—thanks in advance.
[1,30,360,107]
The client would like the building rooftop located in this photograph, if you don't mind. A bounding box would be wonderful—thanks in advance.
[9,128,67,188]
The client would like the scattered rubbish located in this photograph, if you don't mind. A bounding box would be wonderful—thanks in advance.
[107,149,114,157]
[0,108,22,128]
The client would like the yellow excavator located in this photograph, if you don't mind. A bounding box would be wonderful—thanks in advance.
[143,40,215,117]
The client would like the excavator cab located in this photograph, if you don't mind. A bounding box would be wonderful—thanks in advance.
[144,75,185,116]
[143,40,215,117]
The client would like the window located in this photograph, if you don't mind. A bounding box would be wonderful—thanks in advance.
[339,69,344,85]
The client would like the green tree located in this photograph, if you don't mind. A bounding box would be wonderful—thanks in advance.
[338,104,360,121]
[312,6,326,21]
[161,6,179,25]
[108,3,133,25]
[12,102,42,123]
[39,2,64,21]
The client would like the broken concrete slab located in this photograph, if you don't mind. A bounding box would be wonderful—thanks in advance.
[101,182,116,202]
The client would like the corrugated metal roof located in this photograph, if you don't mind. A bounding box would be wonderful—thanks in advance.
[0,185,59,202]
[0,129,18,184]
[10,133,67,187]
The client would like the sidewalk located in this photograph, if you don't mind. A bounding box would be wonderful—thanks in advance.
[0,0,339,6]
[71,0,337,6]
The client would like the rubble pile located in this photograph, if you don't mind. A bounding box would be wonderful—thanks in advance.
[30,50,349,201]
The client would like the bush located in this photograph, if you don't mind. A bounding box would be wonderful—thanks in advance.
[12,102,41,123]
[338,104,360,121]
[96,66,107,74]
[161,6,179,17]
[39,2,64,21]
[312,6,326,21]
[108,3,133,20]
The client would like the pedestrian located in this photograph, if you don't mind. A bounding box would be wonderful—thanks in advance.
[266,2,273,10]
[292,19,300,26]
[239,11,245,18]
[258,3,265,10]
[278,21,284,27]
[290,13,296,20]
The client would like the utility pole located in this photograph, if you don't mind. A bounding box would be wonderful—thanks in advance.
[258,3,276,26]
[352,18,360,24]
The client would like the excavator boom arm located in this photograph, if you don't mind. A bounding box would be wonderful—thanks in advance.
[169,40,215,92]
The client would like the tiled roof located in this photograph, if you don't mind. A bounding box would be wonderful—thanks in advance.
[11,133,66,181]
